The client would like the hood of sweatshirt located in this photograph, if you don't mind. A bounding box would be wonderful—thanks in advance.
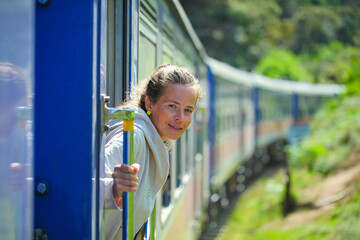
[106,106,169,193]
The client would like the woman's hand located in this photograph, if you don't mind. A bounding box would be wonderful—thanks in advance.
[112,163,140,207]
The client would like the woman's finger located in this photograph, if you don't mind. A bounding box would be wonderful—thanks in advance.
[114,185,138,193]
[114,163,139,174]
[113,177,138,187]
[112,171,138,181]
[131,163,140,172]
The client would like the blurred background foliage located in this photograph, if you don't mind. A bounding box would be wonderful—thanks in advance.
[180,1,360,238]
[287,95,360,175]
[255,48,311,81]
[180,0,360,92]
[181,0,360,175]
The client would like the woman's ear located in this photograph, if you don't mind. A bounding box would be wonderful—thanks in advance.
[144,95,153,111]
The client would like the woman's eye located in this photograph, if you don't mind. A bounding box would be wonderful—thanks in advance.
[169,104,176,108]
[185,109,193,113]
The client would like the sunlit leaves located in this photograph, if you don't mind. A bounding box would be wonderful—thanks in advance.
[255,48,311,81]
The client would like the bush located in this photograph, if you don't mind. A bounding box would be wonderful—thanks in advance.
[287,95,360,175]
[255,48,311,81]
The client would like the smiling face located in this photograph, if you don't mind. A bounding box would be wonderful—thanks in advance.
[145,84,197,141]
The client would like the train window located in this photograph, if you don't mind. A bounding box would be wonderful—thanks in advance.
[184,131,190,172]
[194,110,204,155]
[180,133,186,180]
[0,2,34,239]
[173,30,189,67]
[215,115,221,137]
[139,13,157,82]
[162,6,173,34]
[162,33,174,64]
[100,0,107,95]
[106,0,125,107]
[175,138,182,187]
[139,33,156,81]
[162,10,174,65]
[162,164,171,208]
[175,49,188,66]
[186,123,195,171]
[169,144,177,197]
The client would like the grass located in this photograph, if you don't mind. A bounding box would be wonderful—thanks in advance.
[219,169,360,240]
[220,172,285,240]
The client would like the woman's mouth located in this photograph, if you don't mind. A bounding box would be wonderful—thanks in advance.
[169,124,182,130]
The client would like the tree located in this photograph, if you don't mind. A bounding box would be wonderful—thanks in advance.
[255,48,311,81]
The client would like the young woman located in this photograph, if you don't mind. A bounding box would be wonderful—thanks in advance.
[103,64,202,239]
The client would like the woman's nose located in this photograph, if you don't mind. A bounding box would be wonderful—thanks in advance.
[174,109,184,122]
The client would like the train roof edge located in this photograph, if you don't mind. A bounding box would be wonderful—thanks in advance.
[206,57,346,96]
[170,0,208,59]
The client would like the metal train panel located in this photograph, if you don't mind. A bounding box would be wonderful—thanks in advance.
[34,1,102,238]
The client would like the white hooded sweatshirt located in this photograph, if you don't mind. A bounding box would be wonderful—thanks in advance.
[103,107,169,239]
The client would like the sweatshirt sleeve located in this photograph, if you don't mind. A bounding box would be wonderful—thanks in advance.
[103,130,124,210]
[103,127,147,239]
[103,128,146,209]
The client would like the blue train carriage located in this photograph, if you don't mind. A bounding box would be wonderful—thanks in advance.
[250,73,294,173]
[128,1,210,239]
[242,73,345,175]
[206,58,255,212]
[204,58,344,220]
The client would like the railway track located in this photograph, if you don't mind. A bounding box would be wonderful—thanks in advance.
[199,164,282,240]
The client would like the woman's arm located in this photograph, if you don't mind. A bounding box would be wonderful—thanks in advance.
[104,127,145,209]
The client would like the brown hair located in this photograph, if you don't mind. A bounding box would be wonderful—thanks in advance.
[124,64,202,110]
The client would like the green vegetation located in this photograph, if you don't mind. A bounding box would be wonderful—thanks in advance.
[219,170,360,240]
[220,174,285,239]
[287,95,360,175]
[255,42,360,86]
[181,0,360,91]
[330,188,360,239]
[255,48,311,81]
[181,0,360,75]
[300,42,360,85]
